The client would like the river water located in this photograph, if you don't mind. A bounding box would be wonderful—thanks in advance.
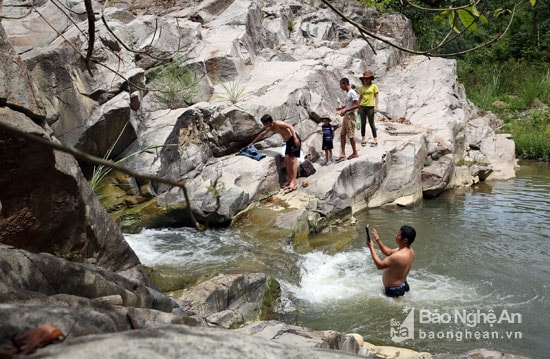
[125,160,549,358]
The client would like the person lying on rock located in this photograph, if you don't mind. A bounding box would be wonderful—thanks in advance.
[367,225,416,297]
[248,114,301,192]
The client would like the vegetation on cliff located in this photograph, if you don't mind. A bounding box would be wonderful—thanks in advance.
[389,0,549,161]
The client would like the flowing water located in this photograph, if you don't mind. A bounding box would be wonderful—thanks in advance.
[125,160,549,358]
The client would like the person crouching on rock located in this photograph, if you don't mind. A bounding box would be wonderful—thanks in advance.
[367,225,416,297]
[248,114,301,192]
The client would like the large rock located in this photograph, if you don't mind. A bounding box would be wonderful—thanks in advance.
[0,11,145,281]
[0,244,205,344]
[29,325,362,359]
[179,273,281,328]
[0,22,48,119]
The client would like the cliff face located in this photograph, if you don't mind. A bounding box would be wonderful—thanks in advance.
[0,9,147,281]
[1,0,516,238]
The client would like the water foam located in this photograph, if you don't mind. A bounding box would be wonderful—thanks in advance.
[285,249,485,307]
[286,249,380,303]
[124,227,252,267]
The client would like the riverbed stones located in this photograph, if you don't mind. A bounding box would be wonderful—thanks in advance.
[178,273,281,327]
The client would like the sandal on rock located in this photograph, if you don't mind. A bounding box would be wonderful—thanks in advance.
[283,185,298,194]
[347,154,359,160]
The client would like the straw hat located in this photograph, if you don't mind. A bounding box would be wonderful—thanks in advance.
[320,115,332,122]
[359,71,375,80]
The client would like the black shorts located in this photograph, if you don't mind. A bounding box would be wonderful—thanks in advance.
[285,136,301,157]
[385,281,410,298]
[322,140,333,150]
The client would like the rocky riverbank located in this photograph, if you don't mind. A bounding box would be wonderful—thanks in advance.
[0,244,529,358]
[0,0,523,357]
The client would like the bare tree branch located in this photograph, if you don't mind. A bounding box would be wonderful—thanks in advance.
[0,119,218,232]
[100,14,183,61]
[320,0,430,56]
[403,0,482,12]
[84,0,95,76]
[433,5,517,57]
[320,0,522,57]
[50,0,87,37]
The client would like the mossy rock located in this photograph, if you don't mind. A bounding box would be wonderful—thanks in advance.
[112,198,194,233]
[260,276,281,321]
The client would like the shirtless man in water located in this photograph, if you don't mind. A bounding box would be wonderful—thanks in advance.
[367,225,416,297]
[248,114,301,192]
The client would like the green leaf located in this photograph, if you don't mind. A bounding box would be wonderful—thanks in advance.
[494,8,512,18]
[468,5,481,17]
[447,11,461,33]
[479,14,489,25]
[458,9,477,32]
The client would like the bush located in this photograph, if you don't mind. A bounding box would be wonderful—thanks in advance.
[149,60,199,108]
[504,108,550,161]
[458,59,549,161]
[213,80,246,104]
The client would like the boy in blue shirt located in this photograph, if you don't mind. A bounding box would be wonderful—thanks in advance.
[321,115,335,166]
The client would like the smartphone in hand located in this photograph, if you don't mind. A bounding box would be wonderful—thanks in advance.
[365,224,371,244]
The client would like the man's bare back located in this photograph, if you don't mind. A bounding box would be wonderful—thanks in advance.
[267,120,297,142]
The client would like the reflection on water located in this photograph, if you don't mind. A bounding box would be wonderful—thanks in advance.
[126,161,549,358]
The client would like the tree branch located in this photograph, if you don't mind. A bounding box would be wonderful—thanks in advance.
[321,0,523,57]
[84,0,95,76]
[0,119,216,232]
[403,0,482,12]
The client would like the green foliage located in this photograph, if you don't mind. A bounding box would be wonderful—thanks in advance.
[91,143,169,194]
[458,59,549,161]
[260,277,281,321]
[287,19,294,32]
[458,59,549,108]
[149,60,200,108]
[90,122,173,195]
[359,0,392,11]
[504,109,550,161]
[90,122,129,192]
[434,7,488,33]
[215,80,247,104]
[207,178,225,198]
[380,0,542,57]
[52,243,81,262]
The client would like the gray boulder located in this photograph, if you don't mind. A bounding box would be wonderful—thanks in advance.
[0,11,145,281]
[32,325,361,359]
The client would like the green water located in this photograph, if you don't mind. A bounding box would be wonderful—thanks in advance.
[126,160,549,358]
